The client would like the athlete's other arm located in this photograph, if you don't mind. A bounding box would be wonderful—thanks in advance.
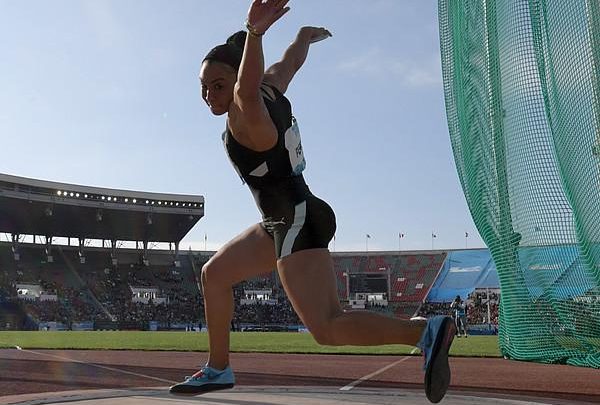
[232,0,290,151]
[264,26,332,94]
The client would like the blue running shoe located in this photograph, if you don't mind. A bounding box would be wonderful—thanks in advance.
[417,315,456,403]
[169,365,235,396]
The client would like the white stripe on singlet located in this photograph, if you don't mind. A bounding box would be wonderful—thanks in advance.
[260,84,276,101]
[280,200,307,257]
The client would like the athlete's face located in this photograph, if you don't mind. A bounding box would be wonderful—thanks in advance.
[199,61,237,116]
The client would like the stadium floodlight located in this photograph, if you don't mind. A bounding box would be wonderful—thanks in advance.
[70,192,74,197]
[113,197,117,202]
[176,202,179,206]
[84,194,88,198]
[133,199,137,203]
[107,197,112,201]
[101,196,106,200]
[125,198,129,202]
[75,193,80,197]
[57,191,62,196]
[158,201,162,205]
[146,200,149,204]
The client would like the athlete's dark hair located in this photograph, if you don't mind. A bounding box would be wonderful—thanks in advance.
[203,31,247,71]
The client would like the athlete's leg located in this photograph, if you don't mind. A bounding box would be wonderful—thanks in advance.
[461,316,468,336]
[277,248,425,346]
[200,223,277,369]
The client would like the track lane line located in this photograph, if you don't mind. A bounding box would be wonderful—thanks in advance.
[339,348,419,391]
[14,346,176,384]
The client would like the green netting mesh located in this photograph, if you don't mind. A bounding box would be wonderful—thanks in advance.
[438,0,600,367]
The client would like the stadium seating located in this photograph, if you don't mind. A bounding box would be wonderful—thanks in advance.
[3,242,504,331]
[331,252,446,320]
[390,253,446,302]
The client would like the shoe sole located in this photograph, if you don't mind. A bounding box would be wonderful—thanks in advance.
[169,383,234,396]
[424,318,456,403]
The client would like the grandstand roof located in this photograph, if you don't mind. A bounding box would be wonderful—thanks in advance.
[0,173,204,243]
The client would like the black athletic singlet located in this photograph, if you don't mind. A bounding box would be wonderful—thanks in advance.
[222,83,336,259]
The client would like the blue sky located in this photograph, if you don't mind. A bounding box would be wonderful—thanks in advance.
[0,0,485,252]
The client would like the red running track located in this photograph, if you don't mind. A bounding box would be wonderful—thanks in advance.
[1,349,600,403]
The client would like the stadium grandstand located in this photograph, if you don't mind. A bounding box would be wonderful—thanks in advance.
[0,172,504,334]
[0,172,204,330]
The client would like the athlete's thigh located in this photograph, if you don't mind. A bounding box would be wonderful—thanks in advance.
[204,223,278,286]
[276,248,342,327]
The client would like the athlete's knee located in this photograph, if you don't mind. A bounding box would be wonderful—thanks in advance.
[200,259,229,290]
[198,264,208,292]
[307,313,344,346]
[309,324,337,345]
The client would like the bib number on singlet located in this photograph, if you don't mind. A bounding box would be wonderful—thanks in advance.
[285,117,306,175]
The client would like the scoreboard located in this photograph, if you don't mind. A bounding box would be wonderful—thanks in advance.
[348,273,389,294]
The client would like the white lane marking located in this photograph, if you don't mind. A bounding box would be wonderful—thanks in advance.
[14,346,176,384]
[339,355,415,391]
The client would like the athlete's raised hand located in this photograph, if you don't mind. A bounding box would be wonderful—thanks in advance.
[299,26,332,44]
[246,0,291,35]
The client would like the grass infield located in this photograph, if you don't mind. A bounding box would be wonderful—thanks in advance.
[0,331,501,357]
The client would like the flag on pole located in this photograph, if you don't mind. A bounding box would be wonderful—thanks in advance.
[432,233,437,238]
[366,234,371,238]
[465,232,469,237]
[399,233,405,238]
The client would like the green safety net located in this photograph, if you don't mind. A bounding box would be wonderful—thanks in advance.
[438,0,600,367]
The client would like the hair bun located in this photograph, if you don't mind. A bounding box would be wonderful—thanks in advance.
[226,31,247,49]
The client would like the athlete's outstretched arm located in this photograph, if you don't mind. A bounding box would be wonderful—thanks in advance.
[264,26,332,94]
[234,0,290,122]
